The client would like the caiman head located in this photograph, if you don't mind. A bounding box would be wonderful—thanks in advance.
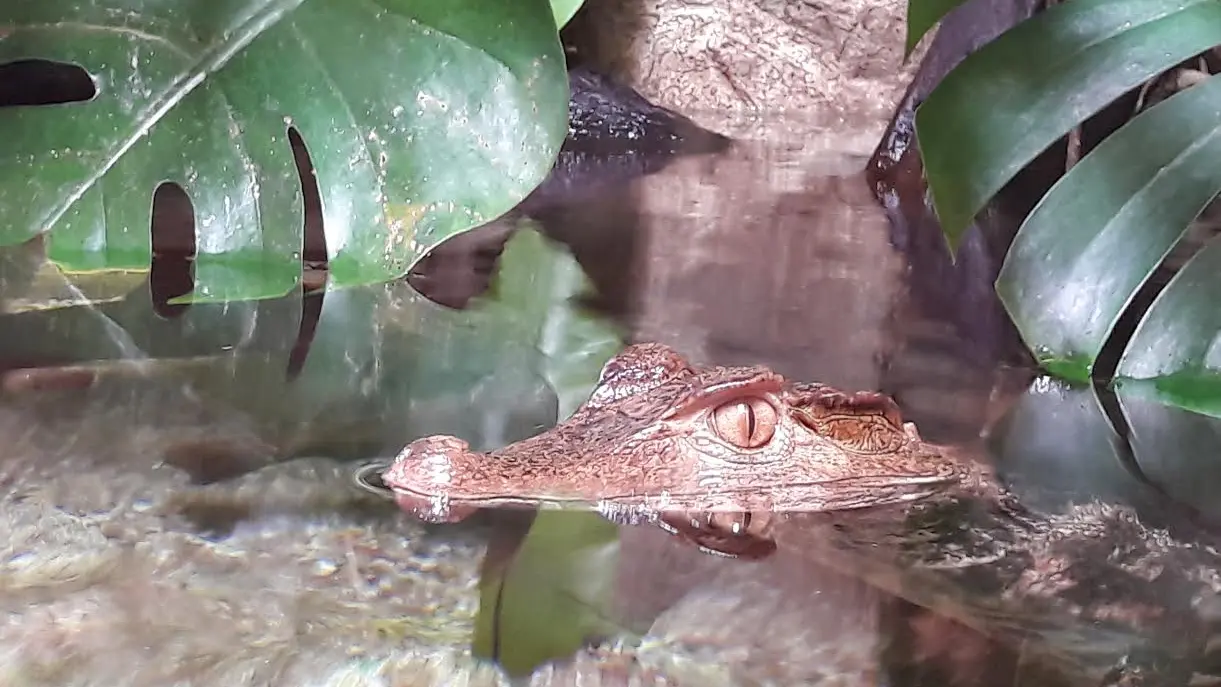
[381,343,967,553]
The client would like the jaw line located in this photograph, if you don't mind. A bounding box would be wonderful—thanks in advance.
[390,473,960,511]
[598,474,960,510]
[390,485,588,510]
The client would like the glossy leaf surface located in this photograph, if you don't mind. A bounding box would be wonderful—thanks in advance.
[1119,388,1221,512]
[0,226,617,465]
[0,0,568,301]
[998,73,1221,382]
[1114,235,1221,418]
[917,0,1221,247]
[988,377,1221,524]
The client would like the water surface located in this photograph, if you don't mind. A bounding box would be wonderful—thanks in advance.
[2,112,1217,686]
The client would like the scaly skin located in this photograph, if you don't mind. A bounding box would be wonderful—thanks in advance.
[381,343,1221,684]
[381,342,991,557]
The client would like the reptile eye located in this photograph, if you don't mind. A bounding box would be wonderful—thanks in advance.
[712,397,777,448]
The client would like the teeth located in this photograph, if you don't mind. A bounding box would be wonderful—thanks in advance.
[427,493,451,519]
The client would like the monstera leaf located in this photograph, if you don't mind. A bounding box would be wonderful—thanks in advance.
[910,0,1221,415]
[1001,74,1221,404]
[0,0,569,302]
[0,224,620,468]
[987,375,1221,527]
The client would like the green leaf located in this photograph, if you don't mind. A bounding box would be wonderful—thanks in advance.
[983,377,1151,511]
[905,0,970,55]
[997,73,1221,381]
[472,511,622,677]
[988,377,1221,524]
[0,0,568,301]
[917,0,1221,248]
[1117,388,1221,514]
[0,226,620,460]
[1113,373,1221,420]
[486,221,625,418]
[460,226,625,674]
[1113,234,1221,418]
[551,0,585,30]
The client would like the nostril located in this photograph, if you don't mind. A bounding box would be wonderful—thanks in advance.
[383,438,464,487]
[401,434,471,456]
[427,435,471,452]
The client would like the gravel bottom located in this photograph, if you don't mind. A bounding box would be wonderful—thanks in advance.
[0,386,770,687]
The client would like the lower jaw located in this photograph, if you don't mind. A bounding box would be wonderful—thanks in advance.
[392,491,479,524]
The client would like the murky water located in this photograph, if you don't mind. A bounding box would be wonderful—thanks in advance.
[3,113,1221,686]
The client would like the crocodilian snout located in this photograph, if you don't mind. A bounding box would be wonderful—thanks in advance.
[380,435,481,524]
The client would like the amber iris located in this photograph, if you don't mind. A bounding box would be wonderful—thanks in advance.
[712,397,778,448]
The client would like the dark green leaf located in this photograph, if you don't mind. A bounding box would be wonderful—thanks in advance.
[990,377,1221,522]
[0,0,568,301]
[0,227,620,462]
[1118,388,1221,515]
[997,73,1221,380]
[917,0,1221,247]
[905,0,970,55]
[1113,234,1221,417]
[984,377,1146,510]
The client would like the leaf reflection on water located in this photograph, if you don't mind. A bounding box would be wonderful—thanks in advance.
[0,225,631,685]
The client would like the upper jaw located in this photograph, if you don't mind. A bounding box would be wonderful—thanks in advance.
[389,485,481,523]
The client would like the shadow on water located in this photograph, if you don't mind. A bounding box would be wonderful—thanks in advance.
[6,88,1221,687]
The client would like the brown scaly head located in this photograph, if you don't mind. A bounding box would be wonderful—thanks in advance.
[381,342,968,558]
